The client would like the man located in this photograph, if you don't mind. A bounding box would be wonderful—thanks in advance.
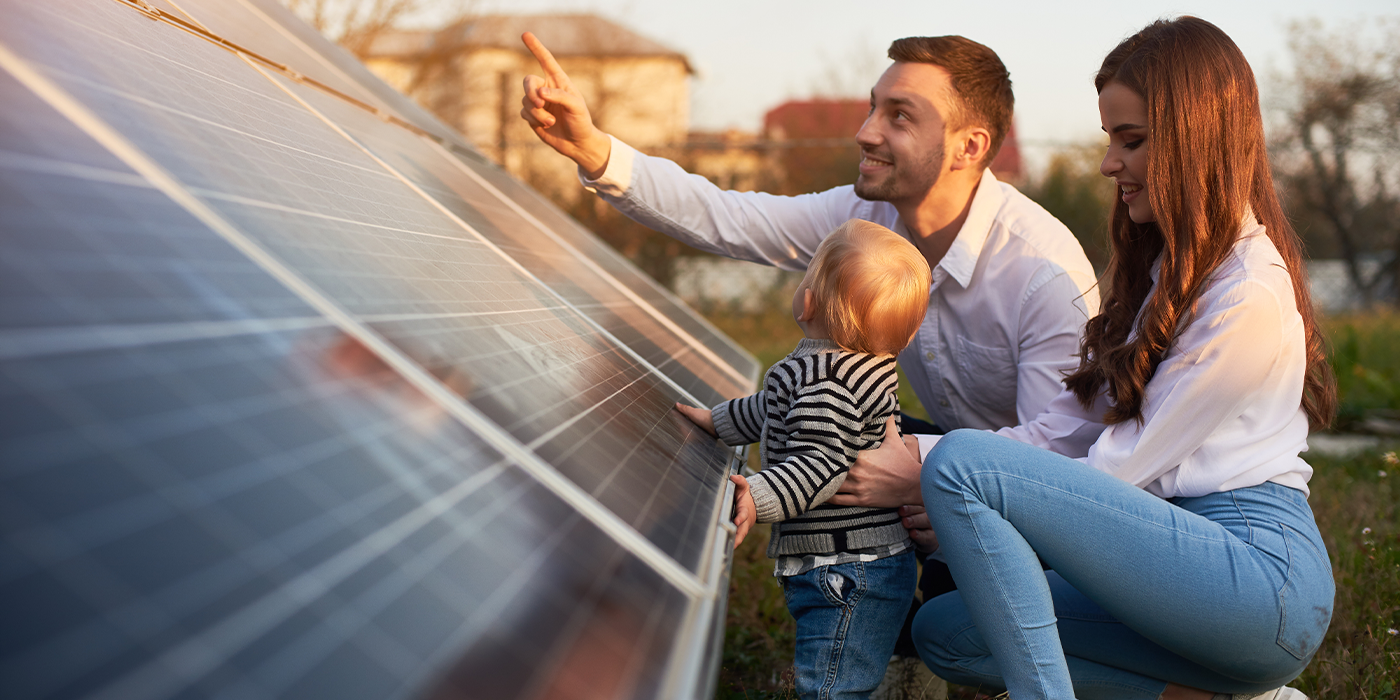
[519,27,1096,657]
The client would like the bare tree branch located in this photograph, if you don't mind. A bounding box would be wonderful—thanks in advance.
[1274,18,1400,307]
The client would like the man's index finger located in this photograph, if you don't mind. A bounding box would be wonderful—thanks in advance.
[521,32,567,79]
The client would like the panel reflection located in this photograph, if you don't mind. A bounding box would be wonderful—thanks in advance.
[1,326,688,700]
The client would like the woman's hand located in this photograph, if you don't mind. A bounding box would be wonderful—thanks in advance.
[730,475,757,548]
[519,32,612,178]
[828,416,923,508]
[675,402,717,436]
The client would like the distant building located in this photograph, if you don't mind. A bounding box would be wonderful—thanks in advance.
[365,14,692,202]
[990,123,1024,184]
[685,129,775,193]
[763,99,870,143]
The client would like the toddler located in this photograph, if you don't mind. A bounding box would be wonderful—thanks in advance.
[678,219,931,700]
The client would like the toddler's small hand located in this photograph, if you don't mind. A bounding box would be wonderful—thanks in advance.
[675,402,717,436]
[730,474,757,548]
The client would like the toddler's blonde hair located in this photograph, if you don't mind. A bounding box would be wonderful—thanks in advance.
[805,220,932,356]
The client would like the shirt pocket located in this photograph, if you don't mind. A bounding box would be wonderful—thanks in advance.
[954,336,1017,415]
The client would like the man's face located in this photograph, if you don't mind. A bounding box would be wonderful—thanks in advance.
[854,62,952,204]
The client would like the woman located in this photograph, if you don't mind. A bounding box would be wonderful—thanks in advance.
[908,17,1335,700]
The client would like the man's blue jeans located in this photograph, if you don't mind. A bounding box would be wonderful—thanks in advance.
[913,430,1333,700]
[781,549,916,700]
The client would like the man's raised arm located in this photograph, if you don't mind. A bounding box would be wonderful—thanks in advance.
[518,32,612,178]
[516,33,855,272]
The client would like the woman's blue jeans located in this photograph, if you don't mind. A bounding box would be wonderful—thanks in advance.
[913,430,1333,700]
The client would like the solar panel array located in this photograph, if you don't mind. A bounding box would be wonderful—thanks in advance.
[0,1,760,698]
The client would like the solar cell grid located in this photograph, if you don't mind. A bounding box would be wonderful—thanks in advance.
[454,159,759,379]
[1,331,689,700]
[150,0,398,121]
[167,0,758,388]
[0,69,323,339]
[168,0,480,155]
[269,73,750,404]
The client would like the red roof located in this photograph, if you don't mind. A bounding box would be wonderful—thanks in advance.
[989,122,1022,182]
[763,99,868,140]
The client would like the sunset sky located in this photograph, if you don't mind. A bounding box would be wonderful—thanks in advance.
[451,0,1394,172]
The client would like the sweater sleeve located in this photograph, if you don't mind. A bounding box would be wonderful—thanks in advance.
[711,391,768,446]
[746,377,870,523]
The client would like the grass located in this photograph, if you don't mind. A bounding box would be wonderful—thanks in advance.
[705,304,1400,699]
[1325,311,1400,430]
[1296,448,1400,698]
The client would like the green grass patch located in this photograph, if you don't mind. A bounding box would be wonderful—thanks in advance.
[1325,311,1400,429]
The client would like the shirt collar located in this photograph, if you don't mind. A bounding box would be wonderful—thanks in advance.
[926,168,1003,289]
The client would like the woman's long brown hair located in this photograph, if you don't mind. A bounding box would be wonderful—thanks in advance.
[1063,17,1336,427]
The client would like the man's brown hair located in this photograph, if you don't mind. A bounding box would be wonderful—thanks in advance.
[887,36,1014,169]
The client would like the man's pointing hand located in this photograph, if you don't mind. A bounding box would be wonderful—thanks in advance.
[519,32,612,178]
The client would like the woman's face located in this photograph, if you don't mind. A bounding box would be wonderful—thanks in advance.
[1098,81,1154,224]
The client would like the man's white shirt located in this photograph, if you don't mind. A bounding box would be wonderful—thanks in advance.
[583,135,1100,433]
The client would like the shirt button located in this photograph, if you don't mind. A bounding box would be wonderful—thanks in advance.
[939,399,950,407]
[925,351,936,361]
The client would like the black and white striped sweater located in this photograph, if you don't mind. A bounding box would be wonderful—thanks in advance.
[711,338,911,558]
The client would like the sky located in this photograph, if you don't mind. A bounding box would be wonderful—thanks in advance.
[453,0,1394,174]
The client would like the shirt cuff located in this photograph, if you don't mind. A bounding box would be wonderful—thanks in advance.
[711,403,744,446]
[578,134,634,198]
[744,472,786,523]
[915,433,943,462]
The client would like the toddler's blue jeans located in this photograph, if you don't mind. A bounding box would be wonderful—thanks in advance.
[914,430,1333,699]
[782,549,916,700]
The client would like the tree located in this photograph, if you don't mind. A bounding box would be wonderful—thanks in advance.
[1023,145,1116,272]
[1272,18,1400,307]
[283,0,474,59]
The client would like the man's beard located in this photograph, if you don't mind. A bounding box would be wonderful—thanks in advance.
[853,146,944,203]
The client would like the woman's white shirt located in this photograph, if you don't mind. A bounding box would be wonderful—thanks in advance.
[919,222,1313,498]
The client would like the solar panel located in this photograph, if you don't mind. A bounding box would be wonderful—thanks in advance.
[0,1,756,698]
[167,0,759,385]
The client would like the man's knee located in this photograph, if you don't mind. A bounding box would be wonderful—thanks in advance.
[910,590,983,679]
[921,428,997,498]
